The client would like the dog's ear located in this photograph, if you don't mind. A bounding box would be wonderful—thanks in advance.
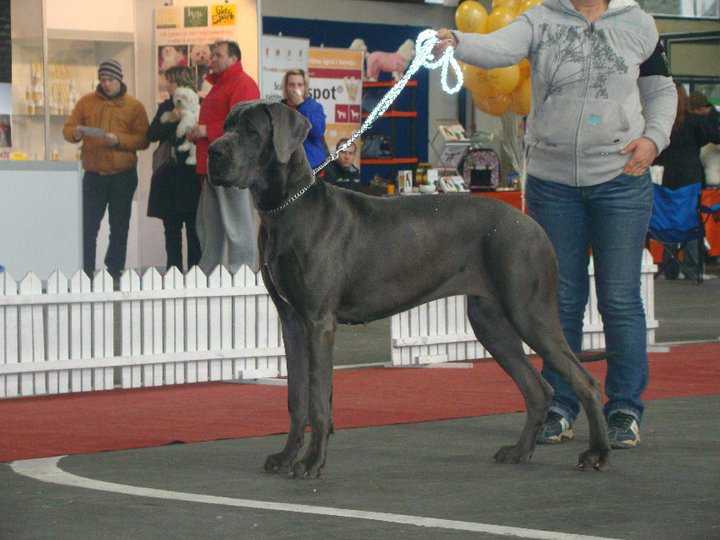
[267,101,311,164]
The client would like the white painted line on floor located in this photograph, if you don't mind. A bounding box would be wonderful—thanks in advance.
[11,456,620,540]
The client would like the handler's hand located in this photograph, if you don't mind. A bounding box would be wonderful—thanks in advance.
[621,137,657,176]
[433,28,458,58]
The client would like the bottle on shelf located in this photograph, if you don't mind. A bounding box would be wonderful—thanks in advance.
[67,81,78,113]
[30,64,44,114]
[25,85,34,115]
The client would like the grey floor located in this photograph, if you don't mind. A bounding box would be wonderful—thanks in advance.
[2,263,719,540]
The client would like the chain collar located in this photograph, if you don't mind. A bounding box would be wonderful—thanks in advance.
[263,174,317,216]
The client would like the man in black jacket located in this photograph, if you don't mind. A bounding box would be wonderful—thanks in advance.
[319,139,363,192]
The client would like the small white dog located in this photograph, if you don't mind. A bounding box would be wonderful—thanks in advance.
[162,86,199,165]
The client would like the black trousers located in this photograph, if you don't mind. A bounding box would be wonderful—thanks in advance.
[163,211,201,272]
[83,169,138,279]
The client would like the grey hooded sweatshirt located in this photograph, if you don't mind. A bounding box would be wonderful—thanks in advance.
[454,0,677,187]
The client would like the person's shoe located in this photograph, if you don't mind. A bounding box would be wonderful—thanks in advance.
[607,411,640,449]
[536,411,575,444]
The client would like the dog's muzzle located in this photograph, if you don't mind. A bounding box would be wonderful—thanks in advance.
[208,139,234,187]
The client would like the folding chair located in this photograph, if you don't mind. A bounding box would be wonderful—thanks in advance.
[647,183,705,284]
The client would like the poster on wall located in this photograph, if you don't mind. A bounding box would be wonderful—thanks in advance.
[154,3,239,102]
[308,47,364,167]
[260,35,309,102]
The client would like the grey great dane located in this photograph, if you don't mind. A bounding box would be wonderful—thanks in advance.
[208,101,610,478]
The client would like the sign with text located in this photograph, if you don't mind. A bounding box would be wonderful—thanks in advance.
[154,3,239,101]
[308,47,364,166]
[260,35,309,102]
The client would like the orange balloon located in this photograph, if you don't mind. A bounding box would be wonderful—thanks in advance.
[487,6,516,32]
[455,0,489,33]
[487,64,521,94]
[510,77,532,116]
[516,0,544,14]
[476,93,511,116]
[519,58,531,80]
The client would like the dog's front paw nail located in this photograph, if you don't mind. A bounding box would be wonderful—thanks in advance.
[577,449,610,472]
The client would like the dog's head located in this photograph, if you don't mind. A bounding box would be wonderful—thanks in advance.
[172,87,199,112]
[190,44,211,66]
[208,101,310,192]
[349,38,367,53]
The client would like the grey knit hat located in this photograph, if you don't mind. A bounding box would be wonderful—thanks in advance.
[98,59,123,82]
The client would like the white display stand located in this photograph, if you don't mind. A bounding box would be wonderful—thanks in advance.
[0,161,82,278]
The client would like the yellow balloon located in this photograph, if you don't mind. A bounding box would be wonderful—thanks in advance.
[519,58,531,80]
[487,64,521,94]
[516,0,544,14]
[471,80,502,101]
[455,0,489,34]
[487,6,516,32]
[476,93,512,116]
[510,77,532,116]
[493,0,521,12]
[461,62,483,92]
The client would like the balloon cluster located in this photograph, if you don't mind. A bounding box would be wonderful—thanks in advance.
[455,0,540,116]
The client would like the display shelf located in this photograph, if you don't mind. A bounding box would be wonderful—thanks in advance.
[361,157,419,166]
[5,1,135,162]
[362,111,417,119]
[360,79,418,184]
[363,80,418,88]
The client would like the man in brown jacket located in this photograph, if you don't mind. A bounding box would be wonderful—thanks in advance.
[63,59,149,280]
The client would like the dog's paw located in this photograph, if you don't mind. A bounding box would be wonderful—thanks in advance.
[494,444,533,464]
[263,452,294,474]
[576,448,610,471]
[292,455,324,479]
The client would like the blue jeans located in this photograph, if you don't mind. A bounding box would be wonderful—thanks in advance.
[525,172,653,423]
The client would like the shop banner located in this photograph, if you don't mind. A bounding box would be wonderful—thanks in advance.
[154,3,239,102]
[308,47,364,167]
[260,35,309,102]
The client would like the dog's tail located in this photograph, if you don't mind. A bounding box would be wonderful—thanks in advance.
[575,350,608,363]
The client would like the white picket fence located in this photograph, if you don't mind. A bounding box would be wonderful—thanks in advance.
[0,266,286,399]
[390,250,659,366]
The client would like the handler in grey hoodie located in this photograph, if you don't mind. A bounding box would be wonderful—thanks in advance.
[435,0,676,449]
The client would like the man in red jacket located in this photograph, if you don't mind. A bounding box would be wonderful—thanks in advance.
[189,40,261,273]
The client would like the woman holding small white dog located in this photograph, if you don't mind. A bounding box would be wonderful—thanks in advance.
[281,69,328,169]
[147,66,201,272]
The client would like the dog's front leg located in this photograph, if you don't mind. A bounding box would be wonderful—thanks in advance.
[264,308,309,474]
[262,271,309,474]
[293,316,336,479]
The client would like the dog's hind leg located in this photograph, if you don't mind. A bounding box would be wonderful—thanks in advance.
[467,295,553,464]
[262,273,309,474]
[508,309,610,471]
[293,315,336,479]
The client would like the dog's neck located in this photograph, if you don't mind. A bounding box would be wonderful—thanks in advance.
[252,149,317,216]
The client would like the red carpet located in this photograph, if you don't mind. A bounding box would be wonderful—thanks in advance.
[1,343,718,462]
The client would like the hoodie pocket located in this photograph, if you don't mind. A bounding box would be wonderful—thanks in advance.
[532,95,581,147]
[579,99,630,156]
